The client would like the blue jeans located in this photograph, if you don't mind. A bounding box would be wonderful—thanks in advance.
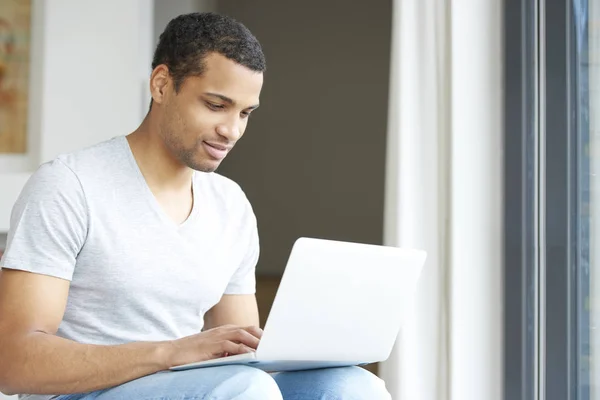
[53,365,391,399]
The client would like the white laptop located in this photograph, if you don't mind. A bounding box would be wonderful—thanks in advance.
[170,237,426,373]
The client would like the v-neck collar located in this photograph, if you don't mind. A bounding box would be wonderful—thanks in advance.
[120,136,199,230]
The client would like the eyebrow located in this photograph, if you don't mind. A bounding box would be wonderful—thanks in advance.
[204,92,260,110]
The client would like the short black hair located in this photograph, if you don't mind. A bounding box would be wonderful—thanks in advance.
[151,12,266,95]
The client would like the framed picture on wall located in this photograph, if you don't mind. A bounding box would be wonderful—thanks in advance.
[0,0,31,154]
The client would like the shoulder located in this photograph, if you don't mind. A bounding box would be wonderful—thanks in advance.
[198,172,256,221]
[54,136,126,175]
[201,172,251,204]
[22,159,82,198]
[19,137,125,205]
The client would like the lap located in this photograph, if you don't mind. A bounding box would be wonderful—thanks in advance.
[54,365,281,400]
[274,366,391,400]
[54,365,390,400]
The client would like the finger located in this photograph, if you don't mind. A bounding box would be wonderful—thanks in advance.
[214,324,262,339]
[219,340,255,357]
[243,325,264,339]
[228,328,261,350]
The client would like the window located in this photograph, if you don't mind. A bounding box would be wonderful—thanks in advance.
[505,0,597,399]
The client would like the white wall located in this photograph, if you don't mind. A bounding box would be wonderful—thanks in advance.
[37,0,150,161]
[0,0,153,232]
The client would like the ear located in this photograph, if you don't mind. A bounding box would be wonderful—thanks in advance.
[149,65,171,105]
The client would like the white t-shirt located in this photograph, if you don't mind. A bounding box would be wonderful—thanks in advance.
[0,136,259,400]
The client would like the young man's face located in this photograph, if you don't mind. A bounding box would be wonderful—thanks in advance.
[158,52,263,172]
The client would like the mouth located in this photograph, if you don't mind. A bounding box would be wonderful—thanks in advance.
[202,141,230,160]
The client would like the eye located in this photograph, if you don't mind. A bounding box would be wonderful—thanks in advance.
[241,110,252,119]
[205,101,225,111]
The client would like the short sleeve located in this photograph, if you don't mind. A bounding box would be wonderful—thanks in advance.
[0,160,88,281]
[224,197,259,295]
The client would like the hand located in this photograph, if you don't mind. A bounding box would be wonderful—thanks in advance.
[163,324,263,368]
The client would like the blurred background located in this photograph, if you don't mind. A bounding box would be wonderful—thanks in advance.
[1,0,599,400]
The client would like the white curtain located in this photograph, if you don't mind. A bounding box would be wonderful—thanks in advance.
[379,1,503,400]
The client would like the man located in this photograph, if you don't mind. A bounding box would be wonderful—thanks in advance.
[0,12,390,400]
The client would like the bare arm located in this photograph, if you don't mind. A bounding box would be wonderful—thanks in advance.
[0,270,260,396]
[204,294,260,329]
[0,269,169,395]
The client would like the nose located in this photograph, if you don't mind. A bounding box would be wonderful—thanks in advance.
[216,118,242,142]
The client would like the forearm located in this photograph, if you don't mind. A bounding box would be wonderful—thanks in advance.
[203,294,260,330]
[0,331,171,395]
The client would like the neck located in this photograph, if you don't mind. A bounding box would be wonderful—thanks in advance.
[126,114,194,193]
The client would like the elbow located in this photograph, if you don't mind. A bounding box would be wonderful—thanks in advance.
[0,364,17,396]
[0,338,20,395]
